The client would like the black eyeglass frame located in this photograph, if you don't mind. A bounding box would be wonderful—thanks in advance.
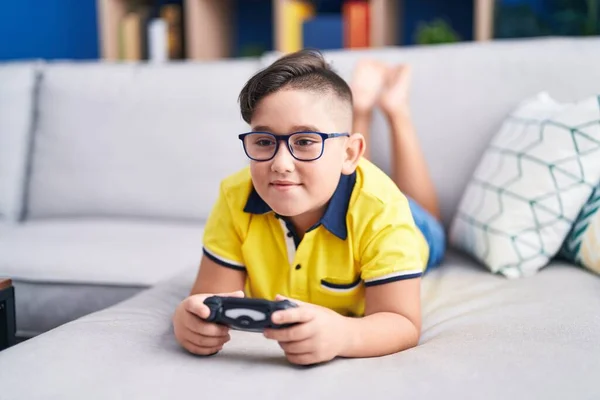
[238,131,350,162]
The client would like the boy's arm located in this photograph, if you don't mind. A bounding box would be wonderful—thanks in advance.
[340,278,421,358]
[264,279,421,364]
[190,178,248,297]
[190,256,247,296]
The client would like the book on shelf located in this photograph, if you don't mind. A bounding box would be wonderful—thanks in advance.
[107,0,402,61]
[369,0,399,47]
[119,6,150,61]
[161,4,184,60]
[117,2,183,62]
[343,0,370,48]
[302,15,344,50]
[148,18,168,62]
[185,0,232,59]
[296,0,399,52]
[275,0,316,53]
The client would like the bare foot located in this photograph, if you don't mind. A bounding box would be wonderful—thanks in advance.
[378,64,412,117]
[350,59,388,114]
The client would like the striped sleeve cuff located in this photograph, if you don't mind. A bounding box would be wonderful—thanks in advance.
[364,270,422,287]
[202,247,246,271]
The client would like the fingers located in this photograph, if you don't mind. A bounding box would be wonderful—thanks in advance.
[182,339,223,356]
[271,302,313,327]
[175,292,244,357]
[278,339,312,355]
[183,311,229,337]
[185,290,245,319]
[264,321,314,343]
[286,353,322,366]
[185,331,231,349]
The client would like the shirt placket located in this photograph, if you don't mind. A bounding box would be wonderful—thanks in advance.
[277,217,308,300]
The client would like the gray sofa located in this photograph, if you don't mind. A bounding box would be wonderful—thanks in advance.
[1,37,600,399]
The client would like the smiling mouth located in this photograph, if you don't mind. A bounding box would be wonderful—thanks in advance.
[270,182,301,188]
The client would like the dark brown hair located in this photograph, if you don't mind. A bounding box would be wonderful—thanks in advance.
[238,49,353,124]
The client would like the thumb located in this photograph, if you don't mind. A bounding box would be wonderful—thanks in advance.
[185,294,212,319]
[186,290,245,318]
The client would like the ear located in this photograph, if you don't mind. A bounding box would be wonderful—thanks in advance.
[342,133,366,175]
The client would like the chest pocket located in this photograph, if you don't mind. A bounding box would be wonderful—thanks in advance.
[320,276,362,292]
[314,274,364,316]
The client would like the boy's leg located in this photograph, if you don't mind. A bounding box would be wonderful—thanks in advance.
[351,60,446,269]
[407,197,446,271]
[350,59,388,161]
[378,65,441,221]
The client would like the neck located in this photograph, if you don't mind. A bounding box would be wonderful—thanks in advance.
[289,206,326,239]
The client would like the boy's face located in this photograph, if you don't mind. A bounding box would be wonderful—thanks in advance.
[248,88,360,221]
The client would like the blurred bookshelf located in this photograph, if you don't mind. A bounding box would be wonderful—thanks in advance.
[97,0,496,62]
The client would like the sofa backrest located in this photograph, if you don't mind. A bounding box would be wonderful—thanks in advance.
[0,62,38,223]
[19,37,600,226]
[315,37,600,226]
[25,60,258,222]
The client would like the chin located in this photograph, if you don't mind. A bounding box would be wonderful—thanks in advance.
[271,204,304,217]
[268,200,309,218]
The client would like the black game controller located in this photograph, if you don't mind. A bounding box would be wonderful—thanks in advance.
[203,296,298,332]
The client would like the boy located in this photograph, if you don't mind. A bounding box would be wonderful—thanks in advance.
[173,49,445,365]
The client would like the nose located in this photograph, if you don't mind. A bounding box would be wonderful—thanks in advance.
[270,140,295,173]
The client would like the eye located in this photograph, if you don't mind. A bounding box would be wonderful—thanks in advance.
[252,136,275,147]
[296,139,315,146]
[293,136,320,147]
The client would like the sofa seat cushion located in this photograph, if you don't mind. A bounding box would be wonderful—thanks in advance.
[0,250,598,399]
[0,219,204,286]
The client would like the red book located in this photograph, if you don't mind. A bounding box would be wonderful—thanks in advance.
[343,0,370,48]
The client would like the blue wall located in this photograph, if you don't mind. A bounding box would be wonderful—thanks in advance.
[0,0,98,61]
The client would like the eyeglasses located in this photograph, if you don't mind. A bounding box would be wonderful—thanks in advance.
[238,131,350,162]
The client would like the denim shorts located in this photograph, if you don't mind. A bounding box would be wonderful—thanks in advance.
[407,198,446,272]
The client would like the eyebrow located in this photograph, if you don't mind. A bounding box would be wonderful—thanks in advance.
[252,125,321,133]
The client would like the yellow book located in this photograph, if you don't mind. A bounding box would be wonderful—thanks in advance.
[160,4,183,59]
[279,0,315,53]
[121,12,143,61]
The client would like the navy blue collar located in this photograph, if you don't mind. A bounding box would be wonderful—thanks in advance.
[243,172,357,240]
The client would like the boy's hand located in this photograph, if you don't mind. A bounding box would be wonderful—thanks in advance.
[264,295,350,366]
[173,290,244,356]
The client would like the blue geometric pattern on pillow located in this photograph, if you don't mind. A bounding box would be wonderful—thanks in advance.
[560,182,600,274]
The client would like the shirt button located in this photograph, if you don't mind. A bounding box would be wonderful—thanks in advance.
[287,232,294,238]
[295,264,301,270]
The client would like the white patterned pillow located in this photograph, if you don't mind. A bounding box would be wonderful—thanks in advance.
[560,183,600,275]
[450,92,600,278]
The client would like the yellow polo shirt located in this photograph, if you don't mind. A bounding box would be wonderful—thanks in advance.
[202,158,429,317]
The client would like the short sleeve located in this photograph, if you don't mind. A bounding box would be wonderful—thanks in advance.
[202,183,245,271]
[359,199,427,286]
